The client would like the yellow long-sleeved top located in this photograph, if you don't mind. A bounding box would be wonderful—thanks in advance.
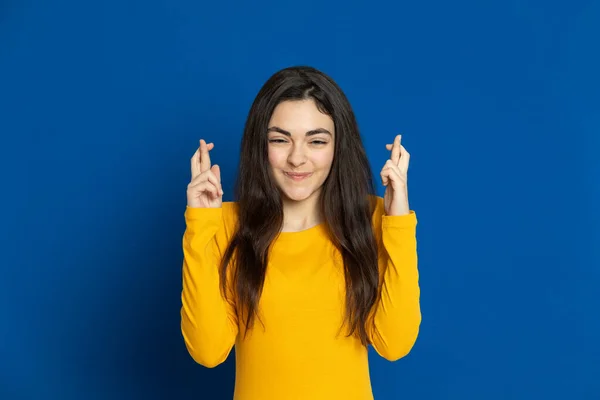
[180,196,420,400]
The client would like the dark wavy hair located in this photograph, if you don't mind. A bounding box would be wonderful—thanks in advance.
[219,66,379,346]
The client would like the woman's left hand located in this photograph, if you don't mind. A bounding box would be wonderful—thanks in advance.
[381,134,410,216]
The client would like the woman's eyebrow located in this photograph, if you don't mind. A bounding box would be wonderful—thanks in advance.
[267,126,332,136]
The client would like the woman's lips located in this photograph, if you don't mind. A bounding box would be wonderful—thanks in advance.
[284,172,312,181]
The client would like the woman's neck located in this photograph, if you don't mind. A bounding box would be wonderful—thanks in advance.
[280,191,322,232]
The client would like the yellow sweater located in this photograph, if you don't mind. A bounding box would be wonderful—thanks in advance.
[180,196,421,400]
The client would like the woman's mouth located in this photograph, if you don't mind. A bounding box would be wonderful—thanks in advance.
[284,172,312,181]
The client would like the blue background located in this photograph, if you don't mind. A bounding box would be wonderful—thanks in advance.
[1,0,598,399]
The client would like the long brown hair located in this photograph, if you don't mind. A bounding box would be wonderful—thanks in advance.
[219,66,379,345]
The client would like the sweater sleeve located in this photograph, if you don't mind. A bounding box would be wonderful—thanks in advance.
[368,200,421,361]
[180,205,238,368]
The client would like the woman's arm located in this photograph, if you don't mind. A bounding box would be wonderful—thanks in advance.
[180,205,238,368]
[368,201,421,361]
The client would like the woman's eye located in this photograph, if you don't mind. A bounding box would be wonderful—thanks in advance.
[268,139,328,145]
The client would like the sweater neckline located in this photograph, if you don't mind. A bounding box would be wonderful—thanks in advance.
[275,221,327,242]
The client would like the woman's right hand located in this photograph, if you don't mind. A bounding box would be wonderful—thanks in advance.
[187,139,224,208]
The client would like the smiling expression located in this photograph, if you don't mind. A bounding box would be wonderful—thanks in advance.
[267,99,335,203]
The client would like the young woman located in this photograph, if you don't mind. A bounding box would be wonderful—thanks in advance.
[181,66,420,400]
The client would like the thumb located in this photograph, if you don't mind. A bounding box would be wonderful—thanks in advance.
[211,164,221,182]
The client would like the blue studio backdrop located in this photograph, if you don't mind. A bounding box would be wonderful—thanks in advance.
[1,1,598,399]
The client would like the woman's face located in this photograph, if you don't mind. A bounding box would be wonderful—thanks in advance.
[267,99,335,204]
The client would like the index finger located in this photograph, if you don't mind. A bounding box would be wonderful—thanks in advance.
[191,147,201,179]
[199,139,212,173]
[391,135,402,165]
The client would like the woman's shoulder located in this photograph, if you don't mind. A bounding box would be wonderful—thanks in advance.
[221,201,238,214]
[221,196,384,227]
[369,194,385,216]
[220,201,239,230]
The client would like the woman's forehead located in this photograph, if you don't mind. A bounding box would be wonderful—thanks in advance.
[268,100,334,136]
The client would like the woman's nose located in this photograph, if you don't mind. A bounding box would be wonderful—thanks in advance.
[287,144,307,166]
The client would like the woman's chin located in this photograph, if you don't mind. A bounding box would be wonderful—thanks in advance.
[281,187,318,202]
